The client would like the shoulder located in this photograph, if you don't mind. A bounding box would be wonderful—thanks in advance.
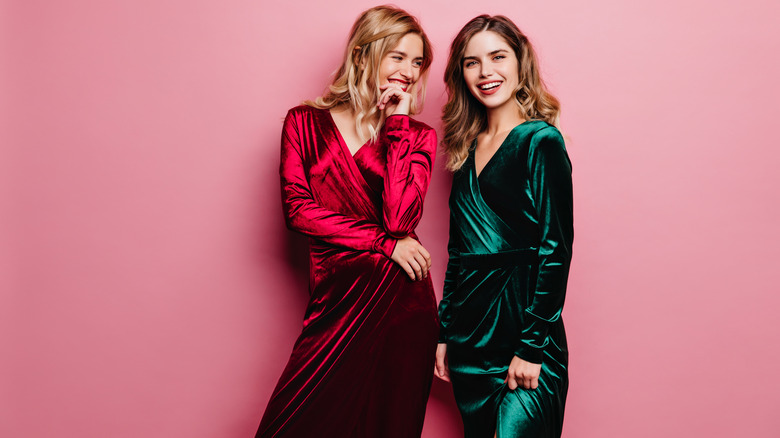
[283,105,329,136]
[286,104,323,120]
[525,122,571,170]
[520,120,566,156]
[499,121,564,160]
[527,122,565,149]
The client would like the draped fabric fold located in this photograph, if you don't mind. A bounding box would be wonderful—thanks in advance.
[258,106,438,438]
[439,121,573,438]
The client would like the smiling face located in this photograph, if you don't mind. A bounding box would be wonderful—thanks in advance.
[378,32,424,92]
[462,30,520,113]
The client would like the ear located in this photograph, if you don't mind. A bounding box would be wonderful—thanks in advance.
[352,46,365,70]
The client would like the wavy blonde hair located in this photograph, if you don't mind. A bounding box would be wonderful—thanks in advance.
[442,15,561,171]
[306,5,432,142]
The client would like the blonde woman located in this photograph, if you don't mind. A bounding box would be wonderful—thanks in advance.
[435,15,573,438]
[256,6,438,438]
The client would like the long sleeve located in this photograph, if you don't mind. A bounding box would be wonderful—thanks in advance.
[380,115,437,238]
[438,211,461,343]
[280,110,397,258]
[515,127,574,364]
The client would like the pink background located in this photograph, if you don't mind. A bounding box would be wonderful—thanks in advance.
[4,0,780,436]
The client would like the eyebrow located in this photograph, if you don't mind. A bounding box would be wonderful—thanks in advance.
[463,49,509,61]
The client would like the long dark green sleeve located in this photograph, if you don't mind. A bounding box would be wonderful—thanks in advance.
[439,212,461,343]
[515,127,573,364]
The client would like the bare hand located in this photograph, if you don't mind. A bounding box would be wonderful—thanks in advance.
[390,236,431,281]
[504,356,541,390]
[434,343,450,382]
[377,83,412,116]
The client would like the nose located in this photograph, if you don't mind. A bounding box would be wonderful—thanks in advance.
[479,62,493,78]
[400,61,413,79]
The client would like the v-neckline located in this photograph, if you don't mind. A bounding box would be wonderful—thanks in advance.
[474,122,526,179]
[327,109,371,158]
[321,108,376,199]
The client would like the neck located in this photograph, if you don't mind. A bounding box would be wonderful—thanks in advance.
[485,103,525,136]
[335,103,384,123]
[332,104,375,141]
[333,104,355,117]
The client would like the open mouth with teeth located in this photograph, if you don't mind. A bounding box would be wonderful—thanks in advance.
[477,81,502,95]
[388,79,410,91]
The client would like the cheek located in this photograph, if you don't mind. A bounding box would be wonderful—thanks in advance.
[502,65,520,84]
[379,61,393,79]
[463,71,478,89]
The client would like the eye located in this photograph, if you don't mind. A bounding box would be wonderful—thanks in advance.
[464,60,477,68]
[493,55,505,61]
[392,56,403,61]
[412,59,423,68]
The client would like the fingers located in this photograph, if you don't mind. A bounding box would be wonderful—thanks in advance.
[506,370,539,390]
[399,260,416,281]
[390,237,432,281]
[505,356,542,390]
[377,86,402,110]
[506,374,518,390]
[412,251,429,279]
[409,239,431,275]
[506,370,525,390]
[418,244,432,270]
[435,344,450,382]
[377,83,411,114]
[435,367,451,382]
[408,257,423,281]
[378,83,404,91]
[434,360,450,382]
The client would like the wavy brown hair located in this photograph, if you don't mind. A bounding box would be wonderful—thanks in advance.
[442,15,561,171]
[306,5,433,142]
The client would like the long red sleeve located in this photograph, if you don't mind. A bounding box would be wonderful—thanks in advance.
[279,109,397,258]
[380,115,437,238]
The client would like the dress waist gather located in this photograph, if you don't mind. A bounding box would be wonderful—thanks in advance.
[459,248,538,270]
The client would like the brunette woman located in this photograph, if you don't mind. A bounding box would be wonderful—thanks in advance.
[435,15,573,438]
[256,6,438,438]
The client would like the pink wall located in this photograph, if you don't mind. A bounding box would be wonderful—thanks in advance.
[4,0,780,436]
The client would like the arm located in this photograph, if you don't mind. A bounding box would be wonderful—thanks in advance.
[435,212,460,382]
[514,127,574,364]
[438,211,461,343]
[380,115,437,238]
[280,110,396,258]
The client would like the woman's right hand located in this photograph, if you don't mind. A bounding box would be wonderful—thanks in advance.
[434,343,450,382]
[390,236,431,281]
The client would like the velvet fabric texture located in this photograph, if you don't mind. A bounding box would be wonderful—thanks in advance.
[439,121,573,438]
[257,106,439,438]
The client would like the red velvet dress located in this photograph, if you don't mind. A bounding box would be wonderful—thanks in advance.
[256,106,439,438]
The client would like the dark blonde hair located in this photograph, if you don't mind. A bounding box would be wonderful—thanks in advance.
[442,15,561,171]
[307,5,433,142]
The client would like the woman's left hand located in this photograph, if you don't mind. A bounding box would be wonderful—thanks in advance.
[378,83,412,116]
[434,343,451,382]
[504,355,542,390]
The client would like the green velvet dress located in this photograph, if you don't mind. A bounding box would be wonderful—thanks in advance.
[439,121,573,438]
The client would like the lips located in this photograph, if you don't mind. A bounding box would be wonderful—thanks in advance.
[477,81,502,95]
[388,79,410,92]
